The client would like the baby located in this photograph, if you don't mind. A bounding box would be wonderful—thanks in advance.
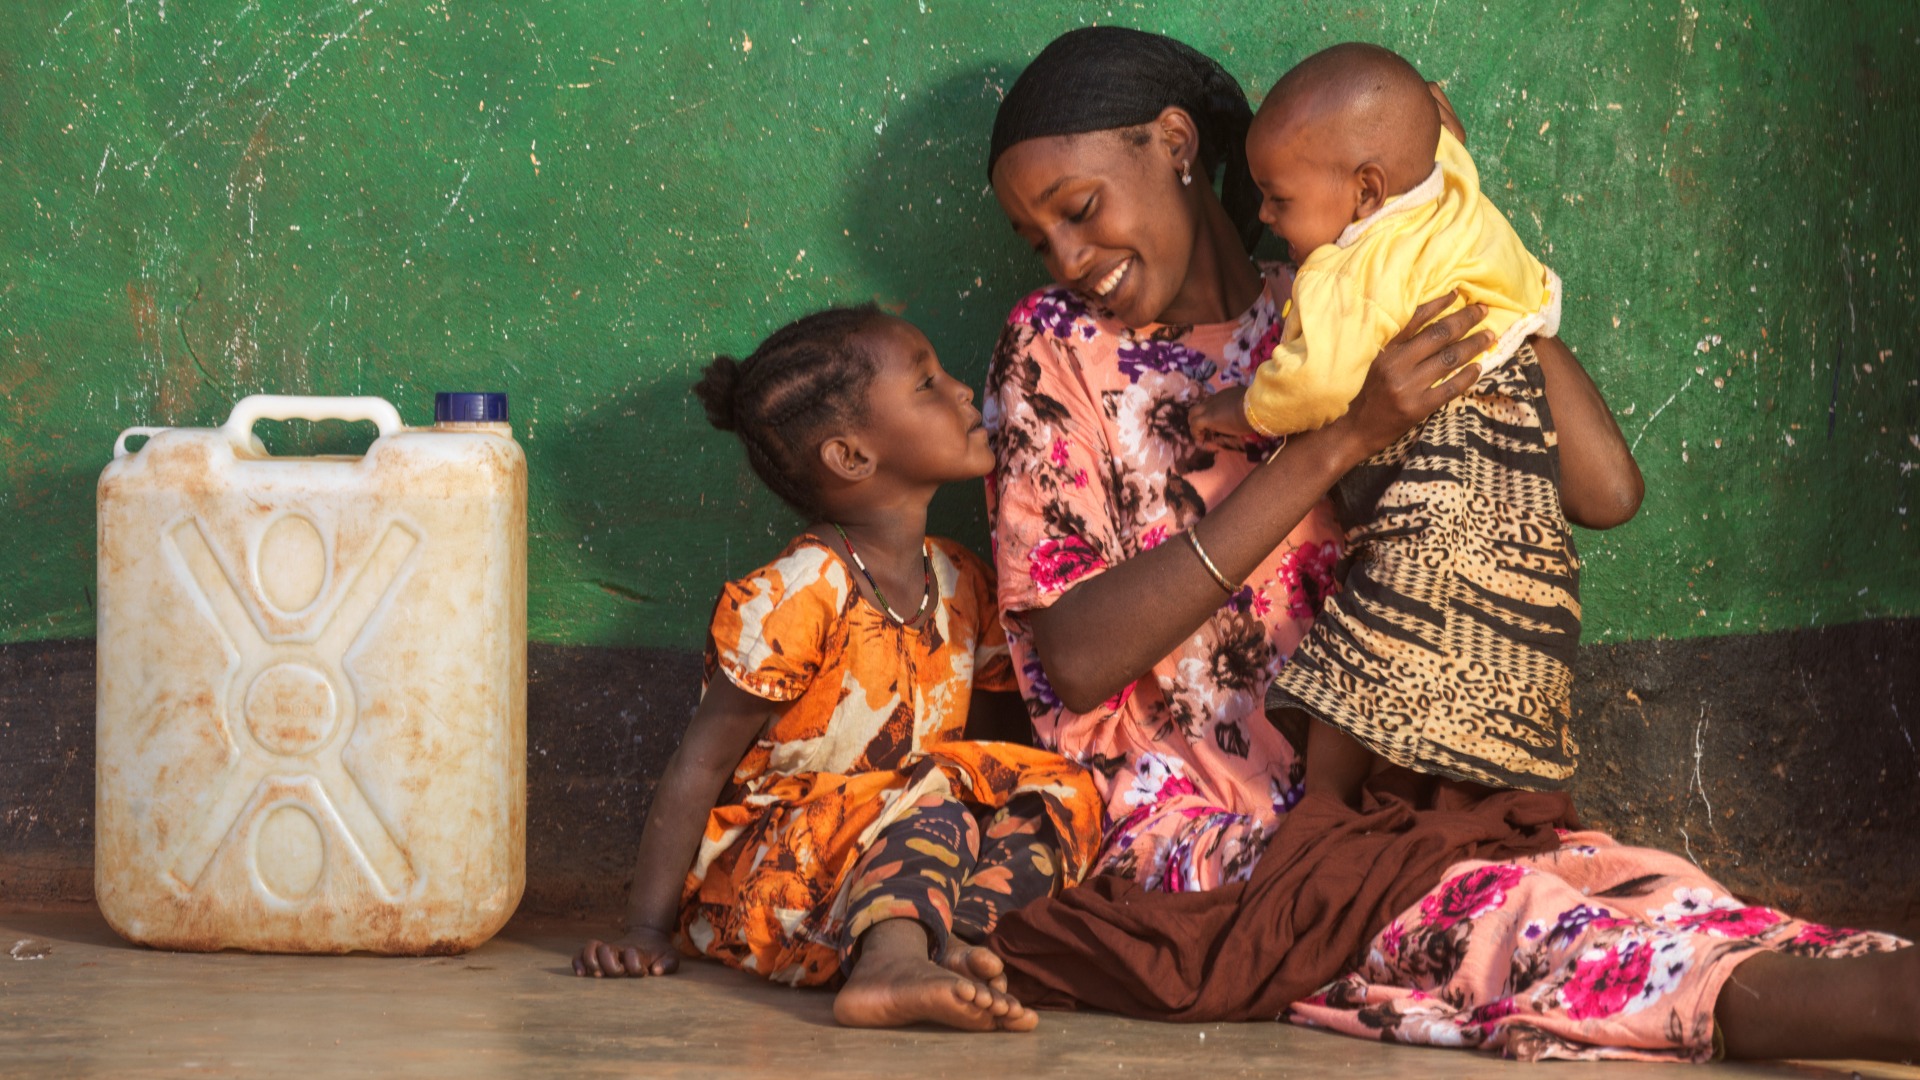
[1192,43,1582,804]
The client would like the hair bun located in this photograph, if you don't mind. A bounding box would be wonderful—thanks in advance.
[692,355,744,432]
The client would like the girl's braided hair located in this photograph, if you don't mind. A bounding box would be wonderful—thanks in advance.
[691,304,884,519]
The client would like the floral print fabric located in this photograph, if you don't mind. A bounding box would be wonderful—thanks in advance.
[984,266,1346,891]
[1288,831,1909,1061]
[679,535,1105,986]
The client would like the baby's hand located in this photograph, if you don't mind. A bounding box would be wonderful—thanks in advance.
[573,927,681,978]
[1188,386,1256,442]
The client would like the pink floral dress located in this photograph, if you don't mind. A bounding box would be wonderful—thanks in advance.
[1291,830,1905,1061]
[984,266,1344,892]
[984,268,1907,1060]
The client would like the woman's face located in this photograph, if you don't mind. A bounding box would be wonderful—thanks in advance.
[991,120,1202,328]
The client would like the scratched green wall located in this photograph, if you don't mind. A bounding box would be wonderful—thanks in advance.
[2,1,1914,649]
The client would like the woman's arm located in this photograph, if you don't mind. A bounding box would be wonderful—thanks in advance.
[1531,335,1644,529]
[1027,297,1493,714]
[574,677,775,978]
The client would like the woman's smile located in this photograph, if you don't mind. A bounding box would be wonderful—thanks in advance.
[1089,256,1132,300]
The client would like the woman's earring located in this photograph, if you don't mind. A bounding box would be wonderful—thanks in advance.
[1180,162,1193,187]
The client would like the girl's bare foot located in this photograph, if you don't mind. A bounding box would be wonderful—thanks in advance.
[834,920,1038,1032]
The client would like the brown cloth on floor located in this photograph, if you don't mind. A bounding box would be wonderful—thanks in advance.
[986,785,1577,1021]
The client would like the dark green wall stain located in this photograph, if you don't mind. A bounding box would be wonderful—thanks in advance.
[2,1,1914,649]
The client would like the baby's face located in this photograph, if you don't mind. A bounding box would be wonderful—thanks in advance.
[1247,117,1359,264]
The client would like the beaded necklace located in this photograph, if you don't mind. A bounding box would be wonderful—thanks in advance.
[830,523,933,626]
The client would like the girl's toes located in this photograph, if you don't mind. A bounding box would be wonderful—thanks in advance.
[1000,1004,1040,1032]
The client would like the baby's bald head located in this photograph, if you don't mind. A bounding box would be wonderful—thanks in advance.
[1253,43,1440,197]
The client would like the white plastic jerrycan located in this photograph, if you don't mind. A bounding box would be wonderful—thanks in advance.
[95,393,526,954]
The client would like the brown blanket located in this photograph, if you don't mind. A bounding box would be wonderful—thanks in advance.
[987,787,1578,1021]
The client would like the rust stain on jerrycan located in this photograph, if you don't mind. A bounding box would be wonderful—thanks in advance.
[95,394,527,954]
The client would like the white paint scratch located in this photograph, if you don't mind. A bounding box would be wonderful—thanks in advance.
[1798,668,1826,727]
[1841,244,1858,334]
[443,167,471,219]
[93,145,117,195]
[1894,697,1916,776]
[1631,374,1694,452]
[389,164,474,272]
[279,3,375,90]
[1690,705,1714,826]
[143,0,381,178]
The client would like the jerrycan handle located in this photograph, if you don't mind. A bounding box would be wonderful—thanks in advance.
[221,395,405,455]
[112,426,170,459]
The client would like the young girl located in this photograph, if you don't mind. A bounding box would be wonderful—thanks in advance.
[571,306,1104,1033]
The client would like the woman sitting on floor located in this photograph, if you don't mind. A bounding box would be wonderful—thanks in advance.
[978,26,1916,1063]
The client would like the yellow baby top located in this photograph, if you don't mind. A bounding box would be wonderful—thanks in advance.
[1244,128,1562,437]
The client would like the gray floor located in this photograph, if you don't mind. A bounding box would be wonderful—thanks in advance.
[1,908,1913,1079]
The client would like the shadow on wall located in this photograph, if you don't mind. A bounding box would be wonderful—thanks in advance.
[533,65,1048,641]
[533,370,799,648]
[833,65,1039,551]
[10,458,101,641]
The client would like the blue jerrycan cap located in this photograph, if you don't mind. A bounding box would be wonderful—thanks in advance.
[435,392,509,422]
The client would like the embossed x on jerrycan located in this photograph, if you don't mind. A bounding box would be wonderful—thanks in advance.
[95,394,527,954]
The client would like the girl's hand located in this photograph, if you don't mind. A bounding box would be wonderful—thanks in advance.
[598,677,777,981]
[1329,294,1491,461]
[574,928,681,978]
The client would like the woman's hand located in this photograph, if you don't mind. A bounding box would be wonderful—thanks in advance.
[1322,293,1491,465]
[1025,295,1490,714]
[574,927,681,978]
[1428,82,1466,144]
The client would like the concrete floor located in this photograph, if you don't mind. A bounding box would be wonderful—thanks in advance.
[1,908,1914,1079]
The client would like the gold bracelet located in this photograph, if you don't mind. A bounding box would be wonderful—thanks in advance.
[1185,526,1236,595]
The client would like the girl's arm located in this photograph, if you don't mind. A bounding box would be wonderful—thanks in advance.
[1027,297,1493,714]
[1531,335,1644,529]
[574,677,776,978]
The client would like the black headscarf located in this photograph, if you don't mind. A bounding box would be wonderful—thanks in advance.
[987,26,1263,252]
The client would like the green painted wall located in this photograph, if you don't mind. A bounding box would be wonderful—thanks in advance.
[2,1,1914,650]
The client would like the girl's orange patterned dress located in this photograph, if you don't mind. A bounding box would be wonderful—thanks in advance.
[679,535,1104,985]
